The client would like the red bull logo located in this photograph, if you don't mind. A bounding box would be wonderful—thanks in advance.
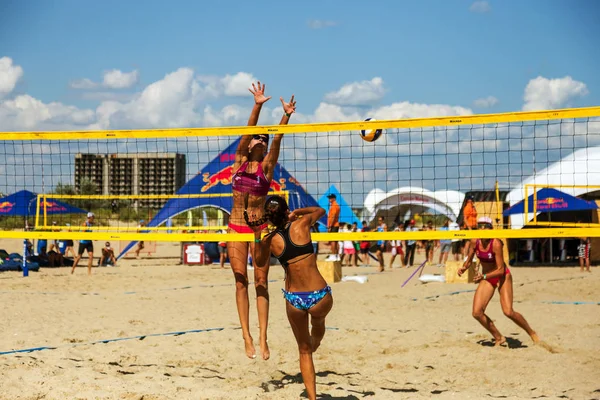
[40,200,67,212]
[0,201,14,212]
[269,178,286,192]
[537,197,568,211]
[201,165,234,192]
[288,176,303,190]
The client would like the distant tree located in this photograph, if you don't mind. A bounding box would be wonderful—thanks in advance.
[77,178,99,210]
[53,182,76,196]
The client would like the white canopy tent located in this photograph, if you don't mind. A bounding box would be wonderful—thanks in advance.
[507,146,600,229]
[363,186,465,224]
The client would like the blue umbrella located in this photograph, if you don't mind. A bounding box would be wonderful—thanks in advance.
[0,190,87,277]
[503,188,598,216]
[503,187,597,265]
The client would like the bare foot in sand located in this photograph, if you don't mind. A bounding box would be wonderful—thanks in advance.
[494,336,506,347]
[243,335,256,359]
[530,332,540,343]
[259,337,270,360]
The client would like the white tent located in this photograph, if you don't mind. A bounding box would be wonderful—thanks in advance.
[507,146,600,229]
[363,186,465,223]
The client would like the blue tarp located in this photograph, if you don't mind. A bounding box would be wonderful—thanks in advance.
[118,137,325,259]
[0,190,87,217]
[503,188,598,216]
[317,185,362,232]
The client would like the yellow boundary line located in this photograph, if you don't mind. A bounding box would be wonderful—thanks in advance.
[2,106,599,141]
[2,228,600,242]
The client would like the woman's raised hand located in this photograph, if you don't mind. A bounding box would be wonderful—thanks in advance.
[249,81,272,105]
[280,95,296,115]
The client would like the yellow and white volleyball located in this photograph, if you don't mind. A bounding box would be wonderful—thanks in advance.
[360,118,383,142]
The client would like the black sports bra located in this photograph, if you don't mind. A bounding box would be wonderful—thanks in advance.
[272,223,314,266]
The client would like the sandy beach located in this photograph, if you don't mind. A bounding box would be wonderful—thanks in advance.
[0,240,599,400]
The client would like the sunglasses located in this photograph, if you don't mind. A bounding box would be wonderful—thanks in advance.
[477,223,493,229]
[253,135,268,143]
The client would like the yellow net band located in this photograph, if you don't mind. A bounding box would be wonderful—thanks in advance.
[1,106,599,141]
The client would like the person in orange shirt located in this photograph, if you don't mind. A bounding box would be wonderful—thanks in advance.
[464,196,478,229]
[326,194,340,261]
[462,196,478,257]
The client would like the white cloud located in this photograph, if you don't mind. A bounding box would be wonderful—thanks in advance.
[70,69,139,90]
[221,72,256,97]
[79,91,136,102]
[95,67,202,129]
[196,72,258,99]
[522,76,588,111]
[473,96,499,108]
[0,57,24,97]
[0,94,94,130]
[202,104,250,127]
[469,1,491,13]
[0,60,472,135]
[1,64,264,132]
[69,78,98,90]
[370,101,473,120]
[312,102,363,122]
[324,77,386,106]
[307,19,338,29]
[102,69,139,89]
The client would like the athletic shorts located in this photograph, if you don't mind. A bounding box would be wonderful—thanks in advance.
[578,243,590,258]
[328,226,340,233]
[440,243,452,253]
[452,241,462,254]
[78,242,93,255]
[218,245,227,254]
[391,246,404,256]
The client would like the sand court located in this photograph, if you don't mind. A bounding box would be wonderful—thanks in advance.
[0,247,599,399]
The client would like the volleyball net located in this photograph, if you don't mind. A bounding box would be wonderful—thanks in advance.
[1,106,600,243]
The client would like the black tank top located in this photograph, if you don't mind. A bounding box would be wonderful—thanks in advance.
[273,223,314,266]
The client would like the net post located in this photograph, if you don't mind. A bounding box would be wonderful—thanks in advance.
[524,185,529,226]
[533,185,538,224]
[43,194,48,228]
[35,194,41,229]
[495,180,501,228]
[22,239,28,277]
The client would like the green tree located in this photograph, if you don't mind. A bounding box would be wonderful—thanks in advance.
[53,182,76,196]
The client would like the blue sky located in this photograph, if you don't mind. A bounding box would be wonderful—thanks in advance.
[1,0,599,209]
[1,0,599,120]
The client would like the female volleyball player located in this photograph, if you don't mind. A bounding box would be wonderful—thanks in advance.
[228,82,296,360]
[246,196,333,400]
[458,216,540,346]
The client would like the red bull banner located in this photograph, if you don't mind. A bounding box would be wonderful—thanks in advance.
[0,201,15,213]
[40,200,67,212]
[536,197,569,211]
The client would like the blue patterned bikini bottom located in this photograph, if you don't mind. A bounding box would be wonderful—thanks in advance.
[282,285,332,311]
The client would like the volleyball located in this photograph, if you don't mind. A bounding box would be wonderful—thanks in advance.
[360,118,383,142]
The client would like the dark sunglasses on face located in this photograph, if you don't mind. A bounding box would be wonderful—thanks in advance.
[253,135,268,143]
[477,223,493,229]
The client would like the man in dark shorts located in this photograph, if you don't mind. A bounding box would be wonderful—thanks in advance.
[359,221,371,266]
[326,193,340,261]
[71,212,95,275]
[135,220,146,258]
